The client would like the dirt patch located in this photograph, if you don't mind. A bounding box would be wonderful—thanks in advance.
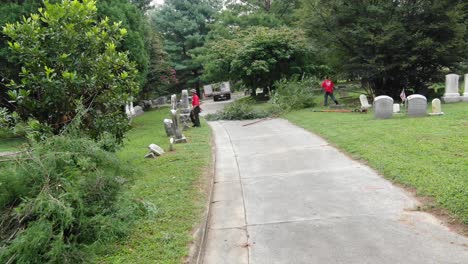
[398,185,468,237]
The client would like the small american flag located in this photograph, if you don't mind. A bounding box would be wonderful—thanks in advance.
[400,89,406,102]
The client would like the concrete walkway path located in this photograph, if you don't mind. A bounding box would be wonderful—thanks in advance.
[202,118,468,264]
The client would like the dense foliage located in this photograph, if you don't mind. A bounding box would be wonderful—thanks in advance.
[3,0,139,142]
[151,0,222,94]
[197,27,315,95]
[0,133,140,263]
[0,0,43,109]
[271,78,318,111]
[300,0,468,97]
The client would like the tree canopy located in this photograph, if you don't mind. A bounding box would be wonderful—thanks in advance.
[300,0,468,97]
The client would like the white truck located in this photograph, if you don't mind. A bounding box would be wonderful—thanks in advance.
[212,81,231,101]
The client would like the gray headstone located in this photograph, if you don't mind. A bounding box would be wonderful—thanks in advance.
[171,94,177,110]
[407,94,427,117]
[148,144,165,156]
[163,119,173,136]
[133,106,144,117]
[462,74,468,102]
[442,74,461,103]
[374,95,394,119]
[429,98,444,116]
[181,89,190,114]
[359,95,371,110]
[171,109,187,143]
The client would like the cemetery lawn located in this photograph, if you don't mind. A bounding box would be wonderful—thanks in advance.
[99,108,212,263]
[284,103,468,225]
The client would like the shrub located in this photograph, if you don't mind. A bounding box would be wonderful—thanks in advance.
[205,98,274,121]
[271,78,318,111]
[0,134,142,263]
[3,0,139,143]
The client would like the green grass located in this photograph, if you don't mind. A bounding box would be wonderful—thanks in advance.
[0,129,26,152]
[98,108,212,263]
[284,103,468,223]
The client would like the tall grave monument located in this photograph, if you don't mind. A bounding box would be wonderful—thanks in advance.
[179,89,191,130]
[442,74,461,103]
[463,74,468,102]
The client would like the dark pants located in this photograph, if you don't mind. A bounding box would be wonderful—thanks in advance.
[324,92,339,106]
[190,106,201,127]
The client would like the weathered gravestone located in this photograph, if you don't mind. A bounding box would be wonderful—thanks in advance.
[153,96,167,108]
[407,94,427,117]
[442,74,461,103]
[429,98,444,116]
[181,90,190,114]
[145,144,165,159]
[171,109,187,143]
[374,95,393,119]
[463,74,468,102]
[179,89,191,130]
[163,119,173,136]
[359,94,372,110]
[133,106,144,117]
[171,94,177,110]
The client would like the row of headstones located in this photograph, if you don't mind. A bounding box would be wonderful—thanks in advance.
[125,96,170,118]
[163,90,194,144]
[443,73,468,103]
[374,95,443,119]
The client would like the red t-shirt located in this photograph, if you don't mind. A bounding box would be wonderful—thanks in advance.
[192,94,200,107]
[321,79,334,93]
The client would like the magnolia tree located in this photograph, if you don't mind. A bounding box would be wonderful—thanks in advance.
[3,0,139,142]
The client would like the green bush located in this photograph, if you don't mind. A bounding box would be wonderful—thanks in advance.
[271,78,318,111]
[0,134,142,263]
[205,98,277,121]
[3,0,139,143]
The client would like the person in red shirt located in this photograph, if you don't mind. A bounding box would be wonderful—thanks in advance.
[190,89,201,127]
[321,76,339,106]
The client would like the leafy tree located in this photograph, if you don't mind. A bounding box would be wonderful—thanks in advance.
[141,31,177,98]
[197,27,314,96]
[97,0,151,89]
[0,0,43,109]
[131,0,153,12]
[3,0,139,142]
[300,0,468,98]
[151,0,222,94]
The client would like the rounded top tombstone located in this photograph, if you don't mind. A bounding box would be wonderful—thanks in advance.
[374,95,393,119]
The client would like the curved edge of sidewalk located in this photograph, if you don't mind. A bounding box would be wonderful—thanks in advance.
[187,124,216,264]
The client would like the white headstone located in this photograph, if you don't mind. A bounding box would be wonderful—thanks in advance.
[181,89,190,113]
[407,94,427,117]
[429,98,444,116]
[393,104,400,113]
[442,74,461,103]
[462,74,468,102]
[148,144,165,156]
[125,102,135,118]
[359,94,372,110]
[374,95,393,119]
